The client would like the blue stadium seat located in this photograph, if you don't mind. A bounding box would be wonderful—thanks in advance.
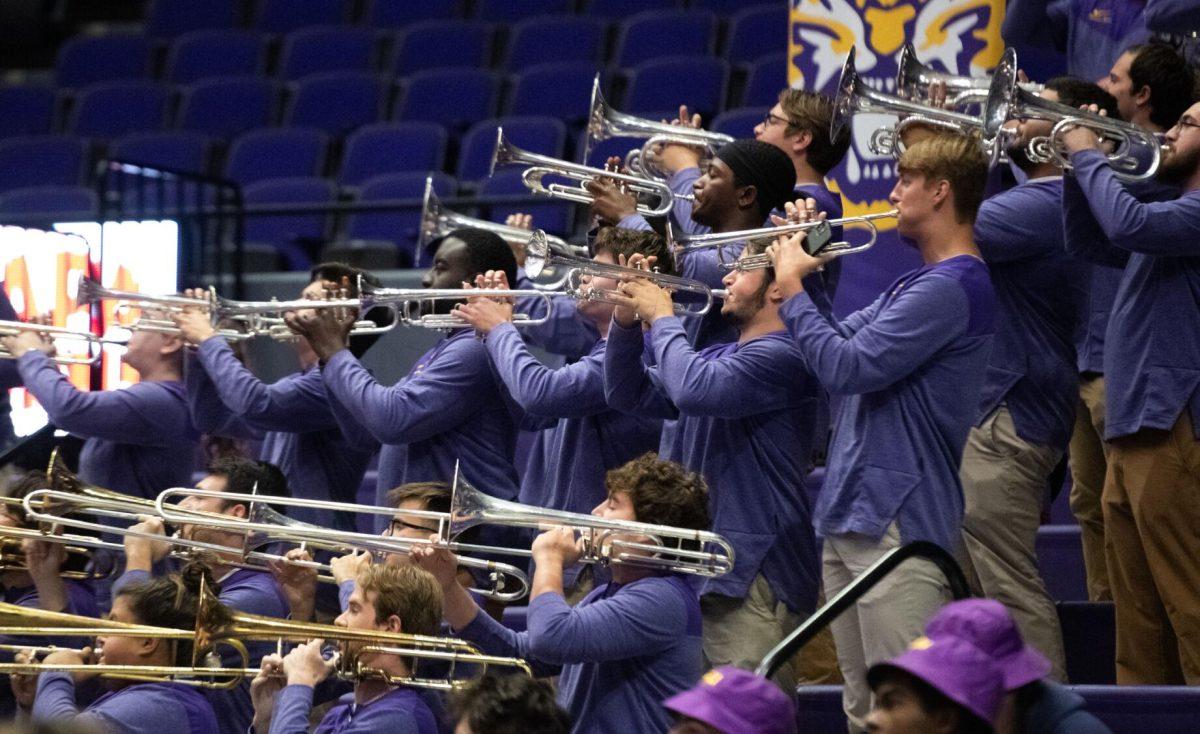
[712,106,768,140]
[165,30,265,84]
[473,0,571,22]
[224,127,328,185]
[144,0,240,38]
[614,10,717,68]
[577,128,642,169]
[689,0,775,12]
[584,0,678,19]
[1037,525,1087,602]
[0,137,87,194]
[285,71,384,137]
[362,0,460,29]
[109,131,212,175]
[242,176,337,270]
[177,77,278,138]
[252,0,348,34]
[55,33,151,88]
[390,20,491,75]
[67,81,171,138]
[345,171,456,264]
[0,185,97,220]
[741,52,786,107]
[338,122,448,186]
[393,68,497,133]
[0,84,56,138]
[623,56,729,120]
[478,169,572,236]
[504,16,606,71]
[457,116,566,184]
[726,5,787,66]
[278,26,379,81]
[507,62,600,124]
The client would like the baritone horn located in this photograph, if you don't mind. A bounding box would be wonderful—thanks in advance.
[896,42,1043,109]
[524,230,714,316]
[582,74,734,180]
[490,128,679,217]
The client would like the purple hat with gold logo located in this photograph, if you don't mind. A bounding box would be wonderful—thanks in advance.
[925,599,1052,690]
[663,667,797,734]
[867,635,1005,724]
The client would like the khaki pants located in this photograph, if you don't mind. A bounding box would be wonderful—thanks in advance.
[1069,375,1112,601]
[1103,411,1200,684]
[823,525,949,734]
[702,575,803,690]
[959,406,1067,680]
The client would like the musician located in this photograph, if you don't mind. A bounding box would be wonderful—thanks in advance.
[249,564,440,734]
[119,457,290,734]
[450,675,570,734]
[30,563,222,734]
[1059,98,1200,684]
[0,289,23,450]
[453,227,666,555]
[0,318,197,501]
[1001,0,1149,83]
[177,262,384,532]
[413,453,708,734]
[765,133,995,730]
[933,77,1121,680]
[602,240,819,688]
[285,228,523,528]
[663,667,797,734]
[1069,41,1194,601]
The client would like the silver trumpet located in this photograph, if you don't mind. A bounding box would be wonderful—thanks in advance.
[581,74,734,180]
[0,320,111,365]
[490,128,679,218]
[833,47,1003,163]
[896,42,1044,109]
[670,210,899,269]
[154,488,531,603]
[983,48,1164,181]
[525,230,714,316]
[364,285,561,330]
[448,469,735,578]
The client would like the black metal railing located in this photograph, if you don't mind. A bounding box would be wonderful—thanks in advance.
[755,541,971,680]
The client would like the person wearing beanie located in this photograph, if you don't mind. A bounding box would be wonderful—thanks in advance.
[284,228,524,540]
[766,132,996,732]
[664,666,797,734]
[866,635,1003,734]
[925,600,1112,734]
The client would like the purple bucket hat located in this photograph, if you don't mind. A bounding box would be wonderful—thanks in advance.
[663,667,797,734]
[867,635,1005,724]
[926,598,1052,690]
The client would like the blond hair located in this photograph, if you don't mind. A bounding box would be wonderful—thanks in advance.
[777,89,851,174]
[357,564,443,637]
[897,134,988,224]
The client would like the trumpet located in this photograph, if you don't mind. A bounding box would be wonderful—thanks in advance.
[982,48,1164,181]
[525,230,714,316]
[448,469,735,578]
[896,42,1043,109]
[364,285,561,330]
[490,128,679,218]
[582,74,734,180]
[154,488,531,603]
[0,320,109,365]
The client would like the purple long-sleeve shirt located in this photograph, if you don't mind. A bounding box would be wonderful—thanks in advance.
[973,177,1084,450]
[603,318,820,613]
[16,351,197,499]
[33,674,218,734]
[322,329,521,513]
[1062,149,1200,440]
[781,255,996,551]
[513,270,599,360]
[186,339,377,531]
[0,581,99,651]
[1001,0,1149,83]
[458,574,703,734]
[263,684,437,734]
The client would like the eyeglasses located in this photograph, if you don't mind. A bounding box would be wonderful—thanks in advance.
[1170,117,1200,133]
[762,111,792,128]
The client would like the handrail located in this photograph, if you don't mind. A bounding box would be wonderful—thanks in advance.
[755,541,971,680]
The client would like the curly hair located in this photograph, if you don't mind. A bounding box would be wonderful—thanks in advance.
[117,561,232,667]
[605,453,711,535]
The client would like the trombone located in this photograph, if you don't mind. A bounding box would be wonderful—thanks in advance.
[0,529,113,581]
[490,128,679,218]
[525,230,714,316]
[581,74,734,180]
[154,488,531,603]
[982,48,1164,181]
[0,320,109,365]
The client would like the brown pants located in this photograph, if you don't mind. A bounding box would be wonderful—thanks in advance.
[1069,375,1112,601]
[1104,411,1200,684]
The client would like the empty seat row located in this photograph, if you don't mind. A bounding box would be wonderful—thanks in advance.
[55,6,783,87]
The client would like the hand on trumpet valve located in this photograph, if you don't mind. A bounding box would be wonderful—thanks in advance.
[586,159,639,226]
[0,321,56,359]
[329,548,374,587]
[409,538,460,591]
[614,279,674,326]
[172,290,217,345]
[282,300,354,363]
[503,213,534,266]
[454,281,514,337]
[270,547,319,623]
[531,526,585,569]
[1059,104,1107,154]
[648,105,706,175]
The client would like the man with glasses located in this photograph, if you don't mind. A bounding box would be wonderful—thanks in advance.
[1060,98,1200,684]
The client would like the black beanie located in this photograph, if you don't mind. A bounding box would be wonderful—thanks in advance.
[714,139,796,218]
[442,227,518,287]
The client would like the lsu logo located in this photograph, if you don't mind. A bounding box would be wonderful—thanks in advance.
[788,0,1005,216]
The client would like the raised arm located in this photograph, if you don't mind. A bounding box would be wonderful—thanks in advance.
[1001,0,1070,53]
[485,323,606,418]
[184,351,263,439]
[195,339,337,431]
[511,284,599,360]
[1061,171,1131,267]
[975,184,1065,263]
[602,320,678,419]
[1144,0,1200,32]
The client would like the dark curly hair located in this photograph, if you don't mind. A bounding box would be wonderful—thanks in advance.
[605,453,711,545]
[116,562,233,668]
[450,675,570,734]
[205,457,287,513]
